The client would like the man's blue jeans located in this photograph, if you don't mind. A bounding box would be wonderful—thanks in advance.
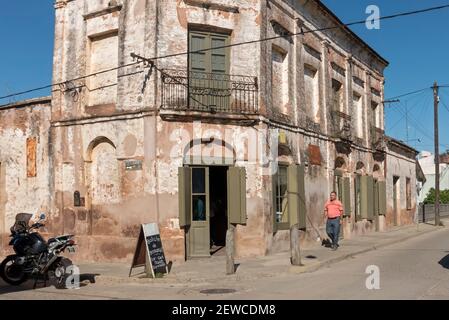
[326,217,340,247]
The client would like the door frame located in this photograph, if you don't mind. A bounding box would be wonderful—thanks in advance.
[185,163,231,259]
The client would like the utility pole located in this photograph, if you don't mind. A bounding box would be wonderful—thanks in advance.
[433,81,441,226]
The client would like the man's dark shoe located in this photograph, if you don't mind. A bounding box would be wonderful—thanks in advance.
[332,245,338,251]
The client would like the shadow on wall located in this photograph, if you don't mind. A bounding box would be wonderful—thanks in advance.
[438,252,449,270]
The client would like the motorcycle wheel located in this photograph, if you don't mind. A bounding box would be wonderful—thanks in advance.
[0,255,28,285]
[53,258,74,289]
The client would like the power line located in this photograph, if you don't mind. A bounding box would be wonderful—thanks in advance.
[395,104,436,143]
[2,3,449,102]
[385,90,429,132]
[385,87,431,101]
[439,91,449,114]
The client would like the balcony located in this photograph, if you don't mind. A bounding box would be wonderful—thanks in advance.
[371,126,386,151]
[331,110,352,141]
[161,69,258,118]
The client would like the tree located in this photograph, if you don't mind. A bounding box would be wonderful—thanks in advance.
[423,188,449,204]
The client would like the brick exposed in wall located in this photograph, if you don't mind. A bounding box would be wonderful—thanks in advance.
[26,137,37,178]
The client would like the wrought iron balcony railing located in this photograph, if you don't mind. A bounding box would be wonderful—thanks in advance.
[331,110,352,141]
[161,69,258,114]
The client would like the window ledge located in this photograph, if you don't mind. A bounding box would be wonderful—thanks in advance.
[83,4,122,20]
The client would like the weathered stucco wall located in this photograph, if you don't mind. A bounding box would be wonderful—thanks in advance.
[0,98,52,255]
[47,0,393,262]
[386,141,418,227]
[0,0,418,263]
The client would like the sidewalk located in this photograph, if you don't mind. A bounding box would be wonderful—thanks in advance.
[77,220,448,287]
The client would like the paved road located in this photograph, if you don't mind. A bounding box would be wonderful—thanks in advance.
[1,227,448,300]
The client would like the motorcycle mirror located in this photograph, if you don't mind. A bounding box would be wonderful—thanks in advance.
[39,213,46,220]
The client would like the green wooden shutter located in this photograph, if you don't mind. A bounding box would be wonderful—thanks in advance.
[272,170,278,233]
[355,175,361,221]
[210,35,230,111]
[298,164,307,230]
[189,33,207,72]
[189,31,230,111]
[189,32,208,110]
[287,165,299,228]
[210,36,227,74]
[360,175,368,219]
[178,167,191,227]
[227,167,247,225]
[343,177,351,217]
[367,176,375,220]
[373,180,379,216]
[287,165,306,229]
[378,180,387,215]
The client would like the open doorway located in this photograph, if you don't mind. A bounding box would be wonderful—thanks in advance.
[209,166,228,255]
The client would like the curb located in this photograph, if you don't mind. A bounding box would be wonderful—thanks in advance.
[291,224,446,274]
[90,224,447,284]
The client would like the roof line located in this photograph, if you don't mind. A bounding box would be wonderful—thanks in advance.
[0,96,52,110]
[386,135,419,155]
[315,0,389,66]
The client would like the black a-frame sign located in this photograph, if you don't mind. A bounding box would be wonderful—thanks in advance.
[129,223,169,278]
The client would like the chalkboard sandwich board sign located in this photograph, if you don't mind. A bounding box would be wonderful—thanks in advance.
[129,223,169,278]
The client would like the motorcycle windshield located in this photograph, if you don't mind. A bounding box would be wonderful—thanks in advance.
[10,213,33,233]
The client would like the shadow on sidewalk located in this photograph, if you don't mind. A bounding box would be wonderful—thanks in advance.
[438,252,449,270]
[0,273,99,293]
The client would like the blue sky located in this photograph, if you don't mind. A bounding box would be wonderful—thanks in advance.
[1,1,449,152]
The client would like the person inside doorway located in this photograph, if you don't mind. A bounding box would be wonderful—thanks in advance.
[324,191,343,251]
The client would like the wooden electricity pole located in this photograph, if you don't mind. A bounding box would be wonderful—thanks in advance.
[433,81,441,226]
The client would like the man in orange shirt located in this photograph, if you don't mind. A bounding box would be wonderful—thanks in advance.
[324,191,343,251]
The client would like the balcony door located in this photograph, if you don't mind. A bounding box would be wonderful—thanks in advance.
[189,30,230,112]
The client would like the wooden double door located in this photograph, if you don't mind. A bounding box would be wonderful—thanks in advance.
[178,165,246,258]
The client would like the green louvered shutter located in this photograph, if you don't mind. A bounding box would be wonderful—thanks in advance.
[178,167,192,227]
[272,170,278,233]
[189,32,208,110]
[189,31,230,111]
[378,180,387,215]
[287,165,306,230]
[210,35,229,111]
[355,175,362,221]
[227,167,247,225]
[287,165,299,228]
[343,177,351,217]
[298,164,307,230]
[373,180,379,216]
[367,176,375,220]
[360,175,369,219]
[190,33,207,72]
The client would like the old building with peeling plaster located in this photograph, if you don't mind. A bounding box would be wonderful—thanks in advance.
[0,0,422,263]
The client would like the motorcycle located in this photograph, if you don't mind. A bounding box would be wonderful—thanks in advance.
[0,213,77,289]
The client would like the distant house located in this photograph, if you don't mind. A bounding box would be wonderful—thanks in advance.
[417,151,449,203]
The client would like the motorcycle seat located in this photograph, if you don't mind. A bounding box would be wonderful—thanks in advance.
[47,238,56,244]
